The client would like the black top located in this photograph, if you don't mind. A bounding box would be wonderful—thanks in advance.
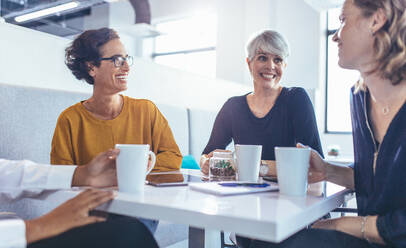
[351,87,406,247]
[203,87,323,159]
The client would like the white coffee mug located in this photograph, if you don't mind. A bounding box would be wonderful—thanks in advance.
[115,144,156,193]
[235,144,262,182]
[275,147,311,196]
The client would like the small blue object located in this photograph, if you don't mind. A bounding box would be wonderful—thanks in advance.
[218,183,270,188]
[181,155,200,170]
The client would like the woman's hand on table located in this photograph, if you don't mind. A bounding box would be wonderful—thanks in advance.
[200,149,231,175]
[311,217,354,234]
[72,149,120,187]
[311,218,338,230]
[296,143,327,183]
[25,189,116,244]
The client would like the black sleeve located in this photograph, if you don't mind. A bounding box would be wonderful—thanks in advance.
[288,88,324,157]
[377,208,406,247]
[202,99,233,155]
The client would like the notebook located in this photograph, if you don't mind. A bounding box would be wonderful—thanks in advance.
[189,181,279,196]
[146,173,203,187]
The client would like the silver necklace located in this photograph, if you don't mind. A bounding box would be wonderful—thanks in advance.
[382,106,390,115]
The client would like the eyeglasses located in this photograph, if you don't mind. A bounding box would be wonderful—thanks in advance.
[99,55,133,67]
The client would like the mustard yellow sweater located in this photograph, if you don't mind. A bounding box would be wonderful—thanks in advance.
[51,96,182,172]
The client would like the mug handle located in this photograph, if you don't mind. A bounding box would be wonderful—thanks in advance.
[146,151,156,175]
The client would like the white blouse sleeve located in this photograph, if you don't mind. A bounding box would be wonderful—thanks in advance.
[0,159,76,198]
[0,160,77,247]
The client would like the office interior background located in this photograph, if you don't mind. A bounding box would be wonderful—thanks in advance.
[0,0,356,158]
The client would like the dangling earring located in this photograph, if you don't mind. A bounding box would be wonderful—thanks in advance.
[370,29,375,36]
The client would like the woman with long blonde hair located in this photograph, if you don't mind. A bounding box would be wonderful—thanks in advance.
[237,0,406,247]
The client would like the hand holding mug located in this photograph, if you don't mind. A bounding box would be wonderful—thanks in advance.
[72,149,120,187]
[296,143,327,183]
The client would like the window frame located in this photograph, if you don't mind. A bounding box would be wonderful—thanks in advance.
[151,46,216,59]
[324,12,352,134]
[150,16,217,75]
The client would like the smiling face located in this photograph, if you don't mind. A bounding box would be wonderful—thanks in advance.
[89,38,130,94]
[247,51,286,89]
[332,0,375,71]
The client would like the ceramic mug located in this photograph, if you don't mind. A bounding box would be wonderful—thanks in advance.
[115,144,156,193]
[234,144,262,182]
[275,147,311,196]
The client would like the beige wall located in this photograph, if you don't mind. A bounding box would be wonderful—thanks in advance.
[0,22,250,112]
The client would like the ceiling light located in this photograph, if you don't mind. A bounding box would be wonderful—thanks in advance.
[14,1,79,23]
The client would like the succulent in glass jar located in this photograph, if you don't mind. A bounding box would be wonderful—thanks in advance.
[209,152,236,180]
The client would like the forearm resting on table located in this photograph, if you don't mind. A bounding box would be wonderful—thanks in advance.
[325,162,354,190]
[328,216,385,245]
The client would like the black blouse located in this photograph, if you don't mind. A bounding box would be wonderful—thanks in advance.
[351,87,406,247]
[203,87,323,159]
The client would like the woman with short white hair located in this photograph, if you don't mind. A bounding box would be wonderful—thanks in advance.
[200,30,323,176]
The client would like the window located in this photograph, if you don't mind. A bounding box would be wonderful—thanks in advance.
[152,14,217,77]
[326,8,359,133]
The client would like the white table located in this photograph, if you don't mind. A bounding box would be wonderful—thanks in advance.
[0,169,352,247]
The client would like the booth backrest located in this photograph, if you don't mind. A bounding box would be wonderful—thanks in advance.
[156,103,189,156]
[0,83,213,164]
[188,108,217,161]
[0,83,90,163]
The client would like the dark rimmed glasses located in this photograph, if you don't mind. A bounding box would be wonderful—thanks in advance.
[99,55,133,67]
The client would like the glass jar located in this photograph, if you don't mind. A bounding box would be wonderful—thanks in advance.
[209,151,236,181]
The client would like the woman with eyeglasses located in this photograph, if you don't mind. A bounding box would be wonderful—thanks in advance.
[51,28,181,173]
[51,28,182,189]
[51,28,182,233]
